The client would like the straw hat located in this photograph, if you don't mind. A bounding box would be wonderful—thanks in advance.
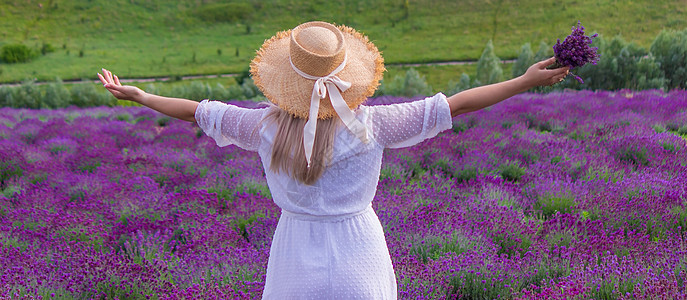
[250,21,385,120]
[250,21,385,167]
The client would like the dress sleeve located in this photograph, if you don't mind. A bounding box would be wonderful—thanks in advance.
[367,93,453,149]
[194,100,268,152]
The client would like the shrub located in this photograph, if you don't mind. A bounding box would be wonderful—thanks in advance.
[678,125,687,136]
[474,40,503,86]
[0,85,13,107]
[613,144,650,167]
[661,141,679,153]
[227,83,247,100]
[512,43,535,78]
[0,44,37,63]
[220,78,262,100]
[499,163,526,182]
[115,113,132,122]
[410,234,476,263]
[666,121,682,132]
[14,80,42,109]
[445,73,471,95]
[166,80,262,101]
[0,79,118,108]
[533,41,553,62]
[652,124,666,133]
[377,68,432,97]
[211,83,230,100]
[453,166,477,183]
[157,117,170,127]
[71,83,113,107]
[234,69,252,85]
[529,41,557,93]
[240,78,262,99]
[43,79,71,108]
[559,35,666,91]
[184,81,212,101]
[0,146,26,189]
[144,84,160,96]
[0,161,23,189]
[40,42,56,55]
[535,193,575,219]
[650,29,687,90]
[235,180,272,198]
[232,212,266,240]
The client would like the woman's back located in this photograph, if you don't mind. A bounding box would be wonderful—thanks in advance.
[194,92,452,299]
[194,93,453,217]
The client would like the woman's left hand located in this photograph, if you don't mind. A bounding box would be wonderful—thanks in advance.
[97,68,145,102]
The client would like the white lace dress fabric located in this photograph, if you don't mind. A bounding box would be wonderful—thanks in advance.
[195,93,453,299]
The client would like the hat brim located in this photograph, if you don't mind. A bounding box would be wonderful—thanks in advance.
[250,25,385,120]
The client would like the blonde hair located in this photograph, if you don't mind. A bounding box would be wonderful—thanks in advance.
[263,106,339,185]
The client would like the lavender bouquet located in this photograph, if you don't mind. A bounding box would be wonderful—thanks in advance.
[550,21,600,83]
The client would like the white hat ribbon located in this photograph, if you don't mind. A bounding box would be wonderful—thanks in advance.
[289,53,370,167]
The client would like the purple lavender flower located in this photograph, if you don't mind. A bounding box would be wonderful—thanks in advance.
[4,92,687,298]
[552,21,600,83]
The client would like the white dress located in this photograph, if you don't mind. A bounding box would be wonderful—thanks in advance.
[195,93,453,299]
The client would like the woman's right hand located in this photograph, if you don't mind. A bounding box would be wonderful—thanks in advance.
[522,57,570,88]
[97,68,145,102]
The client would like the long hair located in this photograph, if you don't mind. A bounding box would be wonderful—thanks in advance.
[263,106,339,185]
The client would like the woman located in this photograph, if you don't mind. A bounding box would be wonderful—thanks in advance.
[99,21,568,299]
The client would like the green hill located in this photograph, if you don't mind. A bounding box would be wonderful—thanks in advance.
[0,0,684,83]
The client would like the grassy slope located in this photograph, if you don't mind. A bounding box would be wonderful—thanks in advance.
[0,0,685,85]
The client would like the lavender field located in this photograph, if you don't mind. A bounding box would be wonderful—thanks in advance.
[1,90,687,299]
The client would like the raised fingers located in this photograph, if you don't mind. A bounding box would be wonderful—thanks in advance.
[107,70,115,83]
[100,69,110,84]
[103,68,114,83]
[114,74,121,86]
[97,73,107,85]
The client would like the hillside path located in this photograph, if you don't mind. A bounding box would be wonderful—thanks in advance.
[0,59,516,87]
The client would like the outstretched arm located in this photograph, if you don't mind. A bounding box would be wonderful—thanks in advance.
[447,57,569,117]
[98,69,198,123]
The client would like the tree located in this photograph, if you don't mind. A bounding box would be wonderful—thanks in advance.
[474,40,503,87]
[512,43,534,78]
[650,29,687,90]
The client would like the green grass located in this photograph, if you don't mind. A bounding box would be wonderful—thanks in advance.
[0,0,684,85]
[535,193,576,219]
[122,63,486,96]
[410,234,479,263]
